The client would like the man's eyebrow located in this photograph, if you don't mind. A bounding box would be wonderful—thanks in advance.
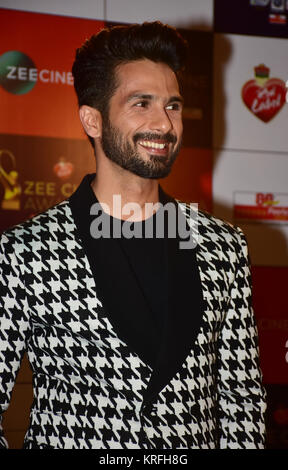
[127,93,184,104]
[167,95,184,104]
[126,93,154,102]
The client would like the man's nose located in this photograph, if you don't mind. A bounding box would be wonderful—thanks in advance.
[149,107,173,133]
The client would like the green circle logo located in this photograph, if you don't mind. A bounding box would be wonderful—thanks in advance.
[0,51,37,95]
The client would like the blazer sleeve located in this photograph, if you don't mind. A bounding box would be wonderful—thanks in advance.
[217,227,266,449]
[0,232,31,449]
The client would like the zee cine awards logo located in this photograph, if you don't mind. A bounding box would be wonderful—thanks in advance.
[0,50,73,95]
[0,149,21,210]
[0,149,77,213]
[241,64,286,122]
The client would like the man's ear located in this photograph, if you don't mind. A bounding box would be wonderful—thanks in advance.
[79,105,102,139]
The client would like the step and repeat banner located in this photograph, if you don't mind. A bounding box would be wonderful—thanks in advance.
[0,9,103,232]
[0,6,213,448]
[0,1,287,449]
[0,8,213,237]
[214,0,288,449]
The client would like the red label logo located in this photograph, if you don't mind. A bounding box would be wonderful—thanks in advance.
[241,64,286,122]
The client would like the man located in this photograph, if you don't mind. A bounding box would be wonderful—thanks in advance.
[0,22,266,449]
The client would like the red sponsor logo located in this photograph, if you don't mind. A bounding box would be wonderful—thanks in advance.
[269,14,287,24]
[242,64,286,122]
[53,157,74,180]
[234,192,288,223]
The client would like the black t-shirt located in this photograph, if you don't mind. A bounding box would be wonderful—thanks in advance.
[113,214,169,333]
[69,175,170,367]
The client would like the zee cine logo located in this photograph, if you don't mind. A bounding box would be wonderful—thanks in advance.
[0,50,73,95]
[6,66,73,85]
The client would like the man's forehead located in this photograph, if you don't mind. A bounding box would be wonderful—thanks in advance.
[114,59,181,99]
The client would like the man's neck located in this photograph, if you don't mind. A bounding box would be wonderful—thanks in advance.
[90,160,160,222]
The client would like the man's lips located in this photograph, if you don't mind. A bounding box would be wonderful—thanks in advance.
[138,139,169,154]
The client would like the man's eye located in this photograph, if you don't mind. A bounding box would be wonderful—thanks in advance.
[135,101,149,108]
[166,103,181,111]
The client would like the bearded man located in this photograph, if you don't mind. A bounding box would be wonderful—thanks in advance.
[0,21,266,449]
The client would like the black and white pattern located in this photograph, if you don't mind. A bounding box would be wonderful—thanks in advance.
[0,198,266,449]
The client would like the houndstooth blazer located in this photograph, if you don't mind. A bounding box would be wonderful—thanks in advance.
[0,180,266,449]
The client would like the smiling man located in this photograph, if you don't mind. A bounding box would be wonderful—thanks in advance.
[85,60,183,180]
[0,22,266,449]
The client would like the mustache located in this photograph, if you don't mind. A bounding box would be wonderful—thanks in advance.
[133,132,177,145]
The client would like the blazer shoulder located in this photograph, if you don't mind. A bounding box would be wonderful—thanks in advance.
[178,201,247,259]
[178,201,241,236]
[1,199,74,248]
[198,208,242,237]
[197,209,250,267]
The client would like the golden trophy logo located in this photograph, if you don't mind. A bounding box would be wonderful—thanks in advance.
[0,149,21,210]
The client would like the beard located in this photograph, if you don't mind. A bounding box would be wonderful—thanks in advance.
[100,116,182,179]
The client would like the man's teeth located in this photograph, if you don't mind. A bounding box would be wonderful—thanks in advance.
[139,140,166,149]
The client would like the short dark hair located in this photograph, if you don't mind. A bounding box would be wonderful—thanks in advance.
[72,21,187,148]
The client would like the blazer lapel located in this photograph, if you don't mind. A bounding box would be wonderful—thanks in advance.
[142,194,204,406]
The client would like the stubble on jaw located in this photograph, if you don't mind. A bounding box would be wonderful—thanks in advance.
[100,117,182,179]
